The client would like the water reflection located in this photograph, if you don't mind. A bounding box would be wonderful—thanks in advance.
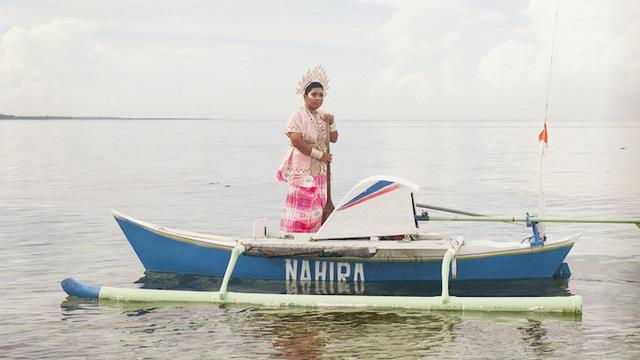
[199,305,472,358]
[222,308,582,358]
[58,276,582,359]
[268,314,326,359]
[518,319,553,357]
[135,270,573,297]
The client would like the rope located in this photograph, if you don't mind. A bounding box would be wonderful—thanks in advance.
[538,0,559,236]
[543,1,559,125]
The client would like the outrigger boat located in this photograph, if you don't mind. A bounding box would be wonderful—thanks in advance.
[62,175,639,313]
[109,176,578,282]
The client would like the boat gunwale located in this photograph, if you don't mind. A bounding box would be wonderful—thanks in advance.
[111,210,578,262]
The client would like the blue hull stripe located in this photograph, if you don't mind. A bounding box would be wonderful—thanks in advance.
[338,180,394,210]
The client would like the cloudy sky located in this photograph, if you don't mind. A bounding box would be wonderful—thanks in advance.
[0,0,638,120]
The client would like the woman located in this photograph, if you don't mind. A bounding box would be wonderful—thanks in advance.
[277,66,338,234]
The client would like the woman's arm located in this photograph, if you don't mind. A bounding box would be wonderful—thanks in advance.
[288,133,332,162]
[321,113,338,143]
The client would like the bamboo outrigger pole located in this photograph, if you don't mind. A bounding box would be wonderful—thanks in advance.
[415,202,485,217]
[417,214,640,228]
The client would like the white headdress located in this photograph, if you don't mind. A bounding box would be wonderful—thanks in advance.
[296,65,330,95]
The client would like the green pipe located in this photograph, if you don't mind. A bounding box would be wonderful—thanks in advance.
[534,217,640,224]
[440,249,454,302]
[97,287,582,313]
[424,215,640,225]
[219,245,245,300]
[416,202,485,216]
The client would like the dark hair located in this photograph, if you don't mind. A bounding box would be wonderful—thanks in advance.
[304,82,324,95]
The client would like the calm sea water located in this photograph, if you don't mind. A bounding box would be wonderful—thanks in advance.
[0,118,638,359]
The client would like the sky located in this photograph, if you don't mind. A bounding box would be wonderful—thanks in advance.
[0,0,638,121]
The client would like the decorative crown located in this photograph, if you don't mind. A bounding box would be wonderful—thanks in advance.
[296,65,330,95]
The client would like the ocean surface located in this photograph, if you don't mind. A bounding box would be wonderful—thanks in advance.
[0,118,638,359]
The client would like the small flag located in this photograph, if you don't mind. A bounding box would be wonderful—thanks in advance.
[538,120,549,144]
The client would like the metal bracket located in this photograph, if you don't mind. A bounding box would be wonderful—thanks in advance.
[526,213,545,247]
[414,210,429,222]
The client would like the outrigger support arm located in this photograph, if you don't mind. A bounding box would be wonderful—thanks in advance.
[416,214,640,227]
[440,249,455,303]
[219,245,246,300]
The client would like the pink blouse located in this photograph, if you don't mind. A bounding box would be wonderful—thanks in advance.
[277,107,329,186]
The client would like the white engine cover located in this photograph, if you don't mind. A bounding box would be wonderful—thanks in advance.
[314,175,419,240]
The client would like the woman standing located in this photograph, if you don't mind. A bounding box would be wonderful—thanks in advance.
[277,66,338,234]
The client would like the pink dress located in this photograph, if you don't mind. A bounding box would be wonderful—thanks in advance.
[277,107,329,233]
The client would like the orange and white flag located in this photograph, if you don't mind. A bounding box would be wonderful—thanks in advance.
[538,119,549,145]
[538,119,549,156]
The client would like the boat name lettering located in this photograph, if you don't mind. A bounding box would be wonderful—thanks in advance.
[285,259,364,283]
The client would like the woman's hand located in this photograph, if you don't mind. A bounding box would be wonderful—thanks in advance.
[321,152,333,163]
[321,113,334,124]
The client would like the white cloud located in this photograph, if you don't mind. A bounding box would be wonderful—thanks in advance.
[364,0,640,121]
[0,1,388,117]
[0,18,100,113]
[0,0,638,120]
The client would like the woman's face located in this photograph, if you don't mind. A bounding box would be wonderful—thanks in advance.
[304,87,324,111]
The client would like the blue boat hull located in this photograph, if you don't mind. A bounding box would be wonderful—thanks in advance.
[115,216,574,282]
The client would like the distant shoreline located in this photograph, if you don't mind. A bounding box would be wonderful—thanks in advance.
[0,114,211,120]
[1,114,634,122]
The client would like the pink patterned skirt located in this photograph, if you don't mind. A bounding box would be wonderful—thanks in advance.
[280,175,328,233]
